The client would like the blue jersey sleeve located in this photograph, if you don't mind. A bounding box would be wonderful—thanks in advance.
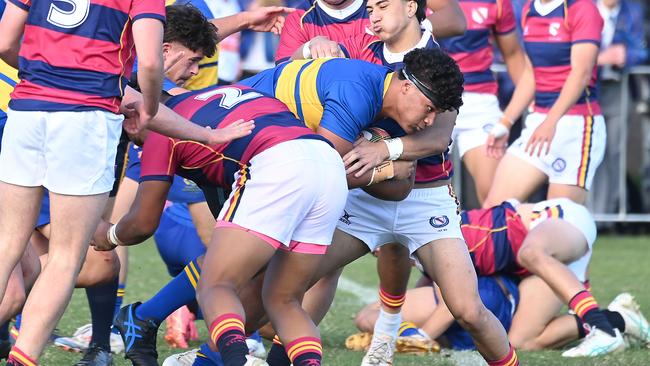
[125,143,142,181]
[319,81,381,142]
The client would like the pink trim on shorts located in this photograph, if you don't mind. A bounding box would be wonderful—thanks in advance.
[215,221,282,250]
[281,240,328,255]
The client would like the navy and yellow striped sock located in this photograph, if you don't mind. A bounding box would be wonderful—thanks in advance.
[286,336,322,366]
[267,335,291,366]
[209,313,248,366]
[135,258,201,322]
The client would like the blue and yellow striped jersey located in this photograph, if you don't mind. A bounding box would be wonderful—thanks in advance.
[240,58,393,142]
[0,59,19,133]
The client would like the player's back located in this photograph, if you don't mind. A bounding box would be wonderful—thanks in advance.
[275,0,370,63]
[461,201,528,277]
[141,85,328,189]
[10,0,165,113]
[239,58,390,139]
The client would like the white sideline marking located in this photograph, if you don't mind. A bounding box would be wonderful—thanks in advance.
[338,276,378,305]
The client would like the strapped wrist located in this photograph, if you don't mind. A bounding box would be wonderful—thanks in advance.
[107,224,124,247]
[367,161,395,186]
[383,137,403,161]
[302,40,312,59]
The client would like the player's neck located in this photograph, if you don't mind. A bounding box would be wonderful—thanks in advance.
[383,23,423,54]
[379,74,400,120]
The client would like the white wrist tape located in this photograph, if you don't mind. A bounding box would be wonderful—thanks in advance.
[107,224,124,247]
[490,123,510,138]
[383,138,403,161]
[302,40,312,59]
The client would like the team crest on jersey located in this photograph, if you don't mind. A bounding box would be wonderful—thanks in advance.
[482,123,494,133]
[429,215,449,228]
[339,210,356,225]
[471,7,489,25]
[552,158,566,172]
[549,22,561,37]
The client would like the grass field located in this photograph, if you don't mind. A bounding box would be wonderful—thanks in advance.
[39,235,650,365]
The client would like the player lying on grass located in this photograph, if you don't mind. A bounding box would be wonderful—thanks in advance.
[354,199,644,356]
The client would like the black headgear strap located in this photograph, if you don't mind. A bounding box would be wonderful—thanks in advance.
[401,66,457,113]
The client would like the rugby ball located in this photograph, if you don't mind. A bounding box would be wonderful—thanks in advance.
[360,127,391,142]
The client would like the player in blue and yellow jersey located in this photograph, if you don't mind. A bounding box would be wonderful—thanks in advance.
[94,85,347,366]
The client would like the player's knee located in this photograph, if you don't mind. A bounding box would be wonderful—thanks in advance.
[517,244,547,271]
[509,334,544,351]
[261,287,301,313]
[449,299,489,332]
[4,283,27,317]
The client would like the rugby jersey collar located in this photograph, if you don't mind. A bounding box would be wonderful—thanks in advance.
[533,0,564,16]
[316,0,364,20]
[382,30,433,65]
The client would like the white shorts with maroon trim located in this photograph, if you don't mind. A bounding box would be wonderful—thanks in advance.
[452,92,503,158]
[336,184,463,256]
[528,198,596,282]
[0,109,123,195]
[507,112,606,190]
[217,139,347,253]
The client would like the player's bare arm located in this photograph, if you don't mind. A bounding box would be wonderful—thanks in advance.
[93,180,171,251]
[132,18,165,126]
[0,2,28,68]
[424,0,466,38]
[210,6,294,43]
[343,111,456,177]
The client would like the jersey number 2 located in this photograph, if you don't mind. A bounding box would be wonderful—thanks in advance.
[48,0,90,29]
[194,87,262,109]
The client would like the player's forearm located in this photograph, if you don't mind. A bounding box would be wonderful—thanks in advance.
[210,13,247,43]
[502,61,535,122]
[424,0,466,38]
[398,111,455,161]
[0,47,19,69]
[362,177,414,201]
[114,216,157,246]
[544,66,594,125]
[137,62,163,117]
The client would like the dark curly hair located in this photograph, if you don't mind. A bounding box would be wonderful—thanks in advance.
[400,48,464,113]
[414,0,426,23]
[164,4,218,58]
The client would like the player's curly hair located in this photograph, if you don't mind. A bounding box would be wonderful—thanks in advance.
[164,4,218,58]
[400,48,464,113]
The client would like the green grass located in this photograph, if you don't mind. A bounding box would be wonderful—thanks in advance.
[39,235,650,365]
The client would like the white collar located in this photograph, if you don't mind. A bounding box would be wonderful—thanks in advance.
[382,30,433,64]
[597,1,621,19]
[533,0,565,16]
[316,0,364,20]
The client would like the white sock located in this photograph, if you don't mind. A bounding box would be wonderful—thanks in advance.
[373,308,402,338]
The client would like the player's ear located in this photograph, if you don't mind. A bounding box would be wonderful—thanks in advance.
[162,42,172,56]
[407,0,416,18]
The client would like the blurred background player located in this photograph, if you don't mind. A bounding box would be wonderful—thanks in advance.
[439,0,525,204]
[483,0,606,207]
[0,0,165,363]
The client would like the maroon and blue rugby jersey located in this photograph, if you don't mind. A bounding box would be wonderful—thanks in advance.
[275,0,370,63]
[8,0,165,113]
[439,0,517,94]
[340,31,451,184]
[522,0,603,115]
[461,201,529,278]
[139,85,330,210]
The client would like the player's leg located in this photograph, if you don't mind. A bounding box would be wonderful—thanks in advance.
[414,239,518,365]
[263,250,325,366]
[462,147,501,205]
[198,227,276,366]
[507,276,565,349]
[516,219,624,356]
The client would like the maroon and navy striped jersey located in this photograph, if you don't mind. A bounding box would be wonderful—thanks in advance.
[8,0,165,113]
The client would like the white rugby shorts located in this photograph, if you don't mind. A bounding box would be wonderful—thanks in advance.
[0,109,123,195]
[452,92,504,158]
